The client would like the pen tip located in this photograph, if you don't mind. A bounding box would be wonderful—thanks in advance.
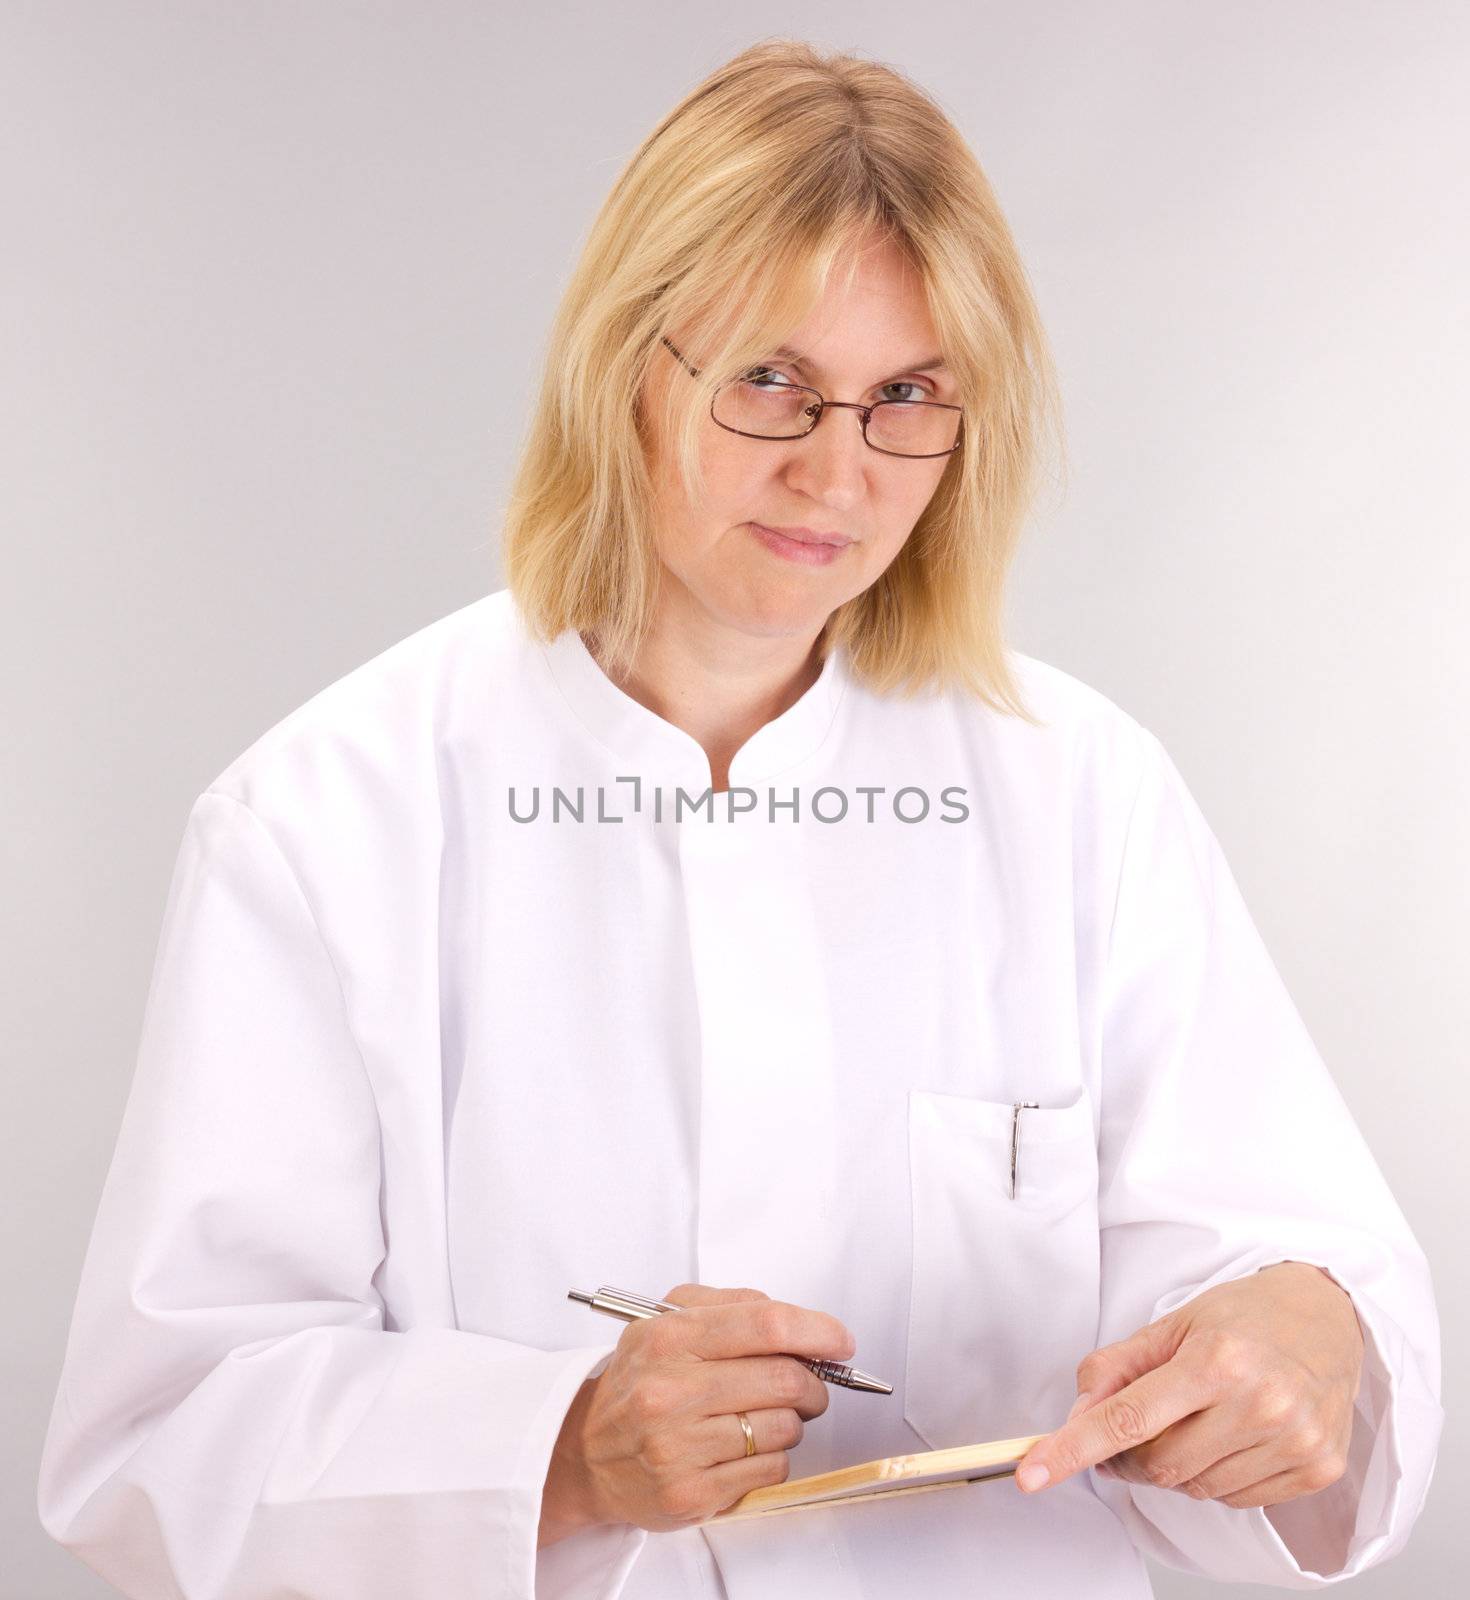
[567,1288,595,1305]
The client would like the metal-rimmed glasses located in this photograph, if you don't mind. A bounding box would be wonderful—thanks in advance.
[661,335,964,460]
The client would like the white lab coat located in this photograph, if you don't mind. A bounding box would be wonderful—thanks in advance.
[38,587,1442,1598]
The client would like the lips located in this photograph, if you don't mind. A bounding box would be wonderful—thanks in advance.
[748,522,851,568]
[751,522,853,548]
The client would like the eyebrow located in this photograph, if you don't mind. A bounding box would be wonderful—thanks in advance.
[769,346,949,378]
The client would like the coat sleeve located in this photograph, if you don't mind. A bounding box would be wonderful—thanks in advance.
[1089,725,1444,1588]
[36,790,648,1600]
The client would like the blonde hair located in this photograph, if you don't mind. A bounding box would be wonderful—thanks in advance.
[501,37,1065,723]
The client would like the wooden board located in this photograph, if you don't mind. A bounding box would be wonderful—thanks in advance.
[710,1432,1047,1521]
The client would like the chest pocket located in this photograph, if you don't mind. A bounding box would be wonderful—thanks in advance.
[904,1086,1101,1451]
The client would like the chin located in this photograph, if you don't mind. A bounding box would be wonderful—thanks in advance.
[720,581,841,638]
[704,604,824,642]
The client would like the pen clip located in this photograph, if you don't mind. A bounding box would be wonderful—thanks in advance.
[1009,1102,1040,1199]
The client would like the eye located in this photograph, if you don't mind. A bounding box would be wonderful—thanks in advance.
[879,380,933,403]
[737,367,939,402]
[741,365,799,389]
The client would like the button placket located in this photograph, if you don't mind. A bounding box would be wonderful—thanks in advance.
[679,810,842,1313]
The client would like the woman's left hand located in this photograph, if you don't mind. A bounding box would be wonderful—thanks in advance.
[1014,1261,1365,1509]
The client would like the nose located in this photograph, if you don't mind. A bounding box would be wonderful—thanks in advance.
[783,404,868,510]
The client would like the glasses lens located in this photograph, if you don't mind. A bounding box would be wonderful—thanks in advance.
[712,374,820,438]
[712,374,961,456]
[866,402,961,456]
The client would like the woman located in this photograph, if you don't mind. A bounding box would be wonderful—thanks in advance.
[38,37,1440,1600]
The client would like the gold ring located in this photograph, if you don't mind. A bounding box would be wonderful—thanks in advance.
[736,1411,756,1457]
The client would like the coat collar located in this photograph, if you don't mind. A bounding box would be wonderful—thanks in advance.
[537,620,851,789]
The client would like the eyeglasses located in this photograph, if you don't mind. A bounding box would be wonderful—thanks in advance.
[661,336,964,460]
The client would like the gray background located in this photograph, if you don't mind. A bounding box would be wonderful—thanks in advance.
[5,4,1465,1595]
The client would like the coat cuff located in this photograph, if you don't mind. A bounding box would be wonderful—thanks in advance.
[524,1344,649,1599]
[1092,1248,1444,1588]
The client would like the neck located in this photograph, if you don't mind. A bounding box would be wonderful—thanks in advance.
[584,606,828,793]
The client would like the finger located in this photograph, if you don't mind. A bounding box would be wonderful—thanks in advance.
[638,1440,791,1530]
[1177,1438,1307,1505]
[1017,1359,1213,1491]
[696,1353,831,1421]
[1066,1316,1187,1423]
[1176,1443,1275,1502]
[659,1283,770,1309]
[693,1405,803,1468]
[1098,1400,1266,1491]
[1209,1463,1339,1511]
[1183,1462,1300,1510]
[659,1296,856,1366]
[699,1447,793,1522]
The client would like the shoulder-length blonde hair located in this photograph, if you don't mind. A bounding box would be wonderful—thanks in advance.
[501,37,1065,723]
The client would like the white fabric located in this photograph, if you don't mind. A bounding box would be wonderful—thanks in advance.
[37,587,1443,1597]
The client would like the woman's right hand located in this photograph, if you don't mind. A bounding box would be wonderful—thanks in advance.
[540,1282,857,1539]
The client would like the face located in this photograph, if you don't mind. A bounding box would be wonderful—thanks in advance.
[643,235,957,646]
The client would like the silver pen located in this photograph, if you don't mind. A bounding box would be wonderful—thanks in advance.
[568,1284,893,1394]
[1009,1101,1040,1198]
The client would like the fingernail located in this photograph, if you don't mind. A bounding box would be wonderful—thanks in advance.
[1017,1463,1050,1492]
[1066,1392,1093,1422]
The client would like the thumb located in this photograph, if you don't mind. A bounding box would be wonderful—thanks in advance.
[1065,1314,1182,1423]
